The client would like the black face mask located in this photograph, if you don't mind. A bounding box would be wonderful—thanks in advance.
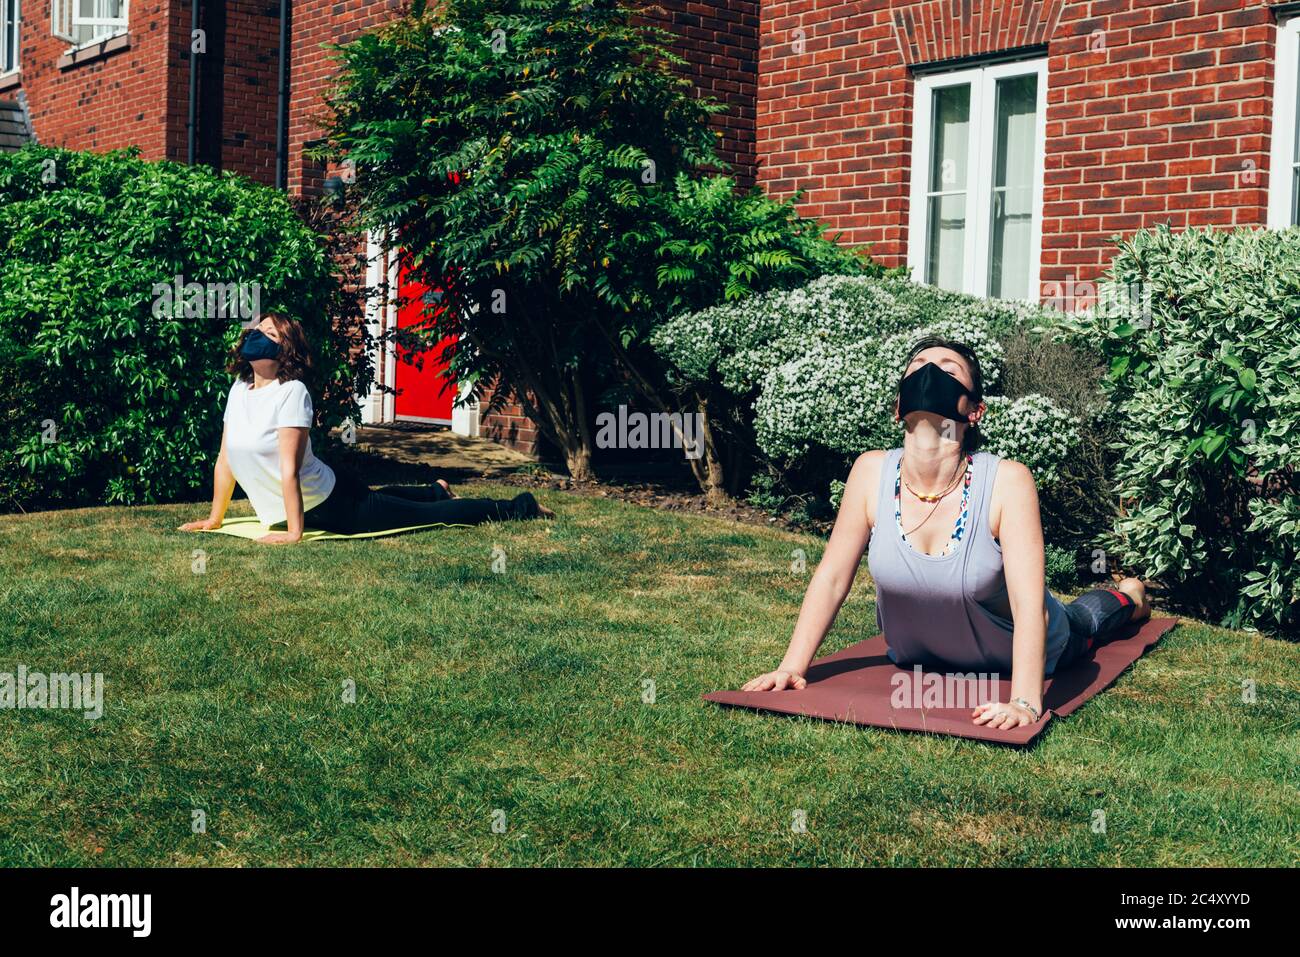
[898,362,974,423]
[239,329,281,361]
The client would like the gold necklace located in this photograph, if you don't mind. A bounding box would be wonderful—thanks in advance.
[902,453,967,503]
[900,454,969,541]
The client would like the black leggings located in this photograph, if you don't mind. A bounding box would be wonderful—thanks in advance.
[303,477,540,535]
[1055,587,1138,670]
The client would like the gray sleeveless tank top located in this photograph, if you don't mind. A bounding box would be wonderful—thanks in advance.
[865,447,1072,675]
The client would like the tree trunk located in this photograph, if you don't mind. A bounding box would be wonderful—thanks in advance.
[696,390,732,506]
[589,315,730,500]
[565,443,594,482]
[523,395,595,482]
[702,447,729,506]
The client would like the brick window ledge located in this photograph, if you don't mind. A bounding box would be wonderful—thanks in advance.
[0,72,19,93]
[58,33,130,71]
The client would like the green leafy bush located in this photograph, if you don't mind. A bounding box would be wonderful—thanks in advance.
[996,328,1121,557]
[651,174,876,316]
[1048,225,1300,633]
[1044,543,1080,593]
[745,470,791,516]
[0,146,357,511]
[0,334,45,512]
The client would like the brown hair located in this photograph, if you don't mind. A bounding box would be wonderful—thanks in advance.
[227,313,314,384]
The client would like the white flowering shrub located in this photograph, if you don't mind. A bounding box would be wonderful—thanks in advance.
[977,395,1078,487]
[654,274,1081,491]
[654,274,924,393]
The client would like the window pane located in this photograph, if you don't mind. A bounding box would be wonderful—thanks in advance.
[72,0,126,44]
[54,0,73,41]
[988,74,1037,299]
[927,193,967,291]
[928,85,970,192]
[2,0,15,73]
[926,85,970,289]
[1292,166,1300,228]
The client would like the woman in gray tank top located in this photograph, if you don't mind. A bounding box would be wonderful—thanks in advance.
[742,337,1152,730]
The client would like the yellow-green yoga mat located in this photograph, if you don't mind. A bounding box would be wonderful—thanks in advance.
[178,515,470,542]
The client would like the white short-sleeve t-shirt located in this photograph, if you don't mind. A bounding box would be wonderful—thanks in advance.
[222,377,336,525]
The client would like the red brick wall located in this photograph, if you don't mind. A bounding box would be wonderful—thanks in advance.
[638,0,760,185]
[10,1,281,180]
[215,1,281,183]
[285,0,403,198]
[757,0,1276,289]
[477,383,541,457]
[8,1,181,159]
[1043,0,1270,287]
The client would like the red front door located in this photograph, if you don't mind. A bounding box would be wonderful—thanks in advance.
[393,259,457,423]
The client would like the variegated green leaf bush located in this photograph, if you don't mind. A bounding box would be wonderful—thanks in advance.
[1047,225,1299,633]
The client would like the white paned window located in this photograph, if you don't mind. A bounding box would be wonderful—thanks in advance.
[1269,17,1300,228]
[1,0,19,76]
[908,58,1047,301]
[52,0,127,48]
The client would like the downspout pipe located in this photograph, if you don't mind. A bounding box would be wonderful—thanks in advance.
[187,0,201,164]
[275,0,290,190]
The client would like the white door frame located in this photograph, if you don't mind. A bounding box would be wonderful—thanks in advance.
[356,232,474,432]
[1269,17,1300,229]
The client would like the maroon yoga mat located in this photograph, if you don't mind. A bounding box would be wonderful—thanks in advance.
[704,616,1179,745]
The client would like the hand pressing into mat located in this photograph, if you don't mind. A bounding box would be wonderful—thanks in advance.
[971,700,1037,730]
[256,531,302,545]
[741,669,807,692]
[179,518,223,532]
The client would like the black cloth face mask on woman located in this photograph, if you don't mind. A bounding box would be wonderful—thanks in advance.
[898,361,975,422]
[239,329,281,361]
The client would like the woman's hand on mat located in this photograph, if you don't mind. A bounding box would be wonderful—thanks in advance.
[256,531,302,545]
[742,669,807,692]
[971,700,1037,729]
[179,517,222,532]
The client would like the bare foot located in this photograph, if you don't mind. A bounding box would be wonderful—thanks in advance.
[1116,577,1153,621]
[436,479,456,499]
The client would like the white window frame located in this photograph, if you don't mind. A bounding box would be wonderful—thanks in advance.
[52,0,127,49]
[1268,16,1300,229]
[1,0,19,77]
[907,57,1048,301]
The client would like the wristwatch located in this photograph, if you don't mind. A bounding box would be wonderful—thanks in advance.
[1011,697,1041,722]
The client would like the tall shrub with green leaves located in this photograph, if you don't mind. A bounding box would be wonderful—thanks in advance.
[0,146,360,511]
[321,0,721,481]
[321,0,872,489]
[1049,225,1300,633]
[651,174,875,316]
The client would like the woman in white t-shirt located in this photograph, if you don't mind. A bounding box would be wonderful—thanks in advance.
[180,314,550,544]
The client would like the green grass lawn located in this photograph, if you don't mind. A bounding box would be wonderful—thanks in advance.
[0,488,1296,866]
